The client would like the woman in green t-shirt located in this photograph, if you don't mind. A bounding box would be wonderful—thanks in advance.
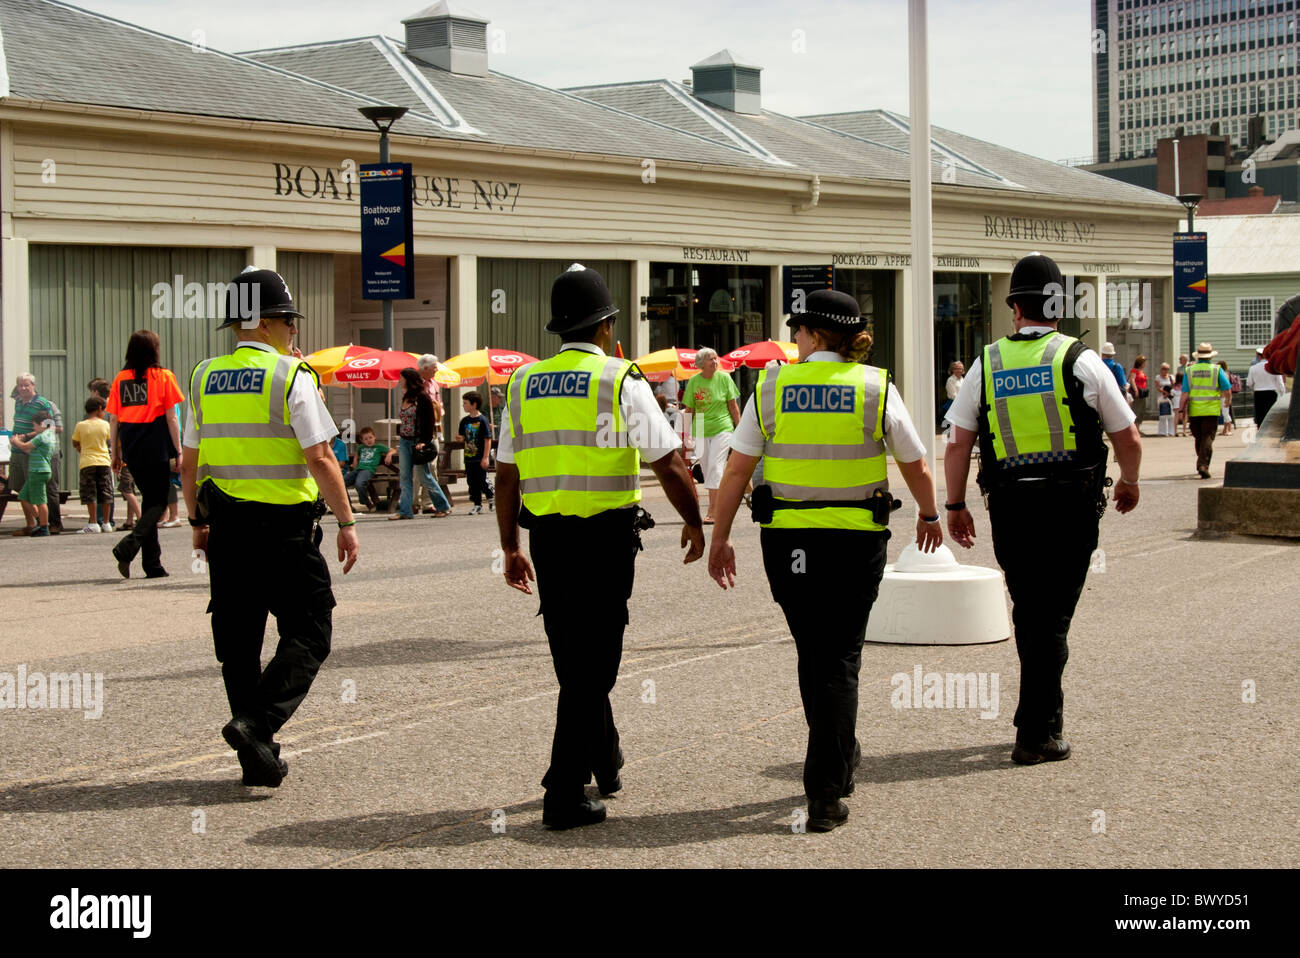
[682,347,740,523]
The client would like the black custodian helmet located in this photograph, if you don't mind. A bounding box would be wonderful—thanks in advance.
[547,264,620,335]
[218,267,305,329]
[1006,253,1065,312]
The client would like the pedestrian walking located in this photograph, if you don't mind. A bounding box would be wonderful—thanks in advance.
[1154,363,1175,437]
[390,368,451,519]
[945,253,1142,766]
[457,390,494,514]
[1179,343,1232,478]
[414,354,446,513]
[72,396,113,532]
[707,289,943,833]
[106,331,183,577]
[495,264,705,830]
[1130,354,1149,427]
[682,346,740,523]
[181,267,359,788]
[1173,353,1189,436]
[1246,347,1287,427]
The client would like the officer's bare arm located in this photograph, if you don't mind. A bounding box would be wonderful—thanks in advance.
[180,446,200,521]
[1108,423,1142,483]
[648,450,705,529]
[944,426,978,503]
[707,451,757,543]
[303,441,355,524]
[495,463,523,551]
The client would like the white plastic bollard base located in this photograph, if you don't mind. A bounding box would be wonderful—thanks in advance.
[864,543,1010,645]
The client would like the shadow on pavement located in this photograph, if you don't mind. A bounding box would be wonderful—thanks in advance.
[0,778,274,812]
[760,743,1010,787]
[121,635,543,683]
[248,794,809,853]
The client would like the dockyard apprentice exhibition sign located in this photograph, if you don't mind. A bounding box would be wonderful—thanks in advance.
[360,163,415,300]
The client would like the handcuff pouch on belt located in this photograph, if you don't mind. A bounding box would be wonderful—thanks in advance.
[750,484,900,526]
[198,482,326,542]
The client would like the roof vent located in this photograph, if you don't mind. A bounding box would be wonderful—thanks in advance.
[403,2,490,77]
[689,50,761,114]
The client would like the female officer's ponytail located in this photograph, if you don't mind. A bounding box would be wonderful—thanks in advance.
[819,328,874,365]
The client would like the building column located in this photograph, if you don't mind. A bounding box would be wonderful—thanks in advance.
[1084,274,1105,353]
[1162,276,1178,366]
[769,265,785,342]
[895,267,914,405]
[990,272,1013,340]
[631,259,651,358]
[449,254,477,357]
[1,237,30,430]
[247,246,277,270]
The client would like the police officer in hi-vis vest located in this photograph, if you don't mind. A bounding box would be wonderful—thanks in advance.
[945,253,1141,766]
[181,268,359,788]
[495,264,705,830]
[708,289,943,833]
[1179,342,1233,478]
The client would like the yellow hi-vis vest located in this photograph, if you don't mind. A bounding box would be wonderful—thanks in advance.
[756,361,889,531]
[507,349,641,518]
[1187,360,1223,417]
[191,346,319,505]
[982,332,1080,467]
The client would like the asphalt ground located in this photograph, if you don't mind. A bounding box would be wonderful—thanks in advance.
[0,426,1295,869]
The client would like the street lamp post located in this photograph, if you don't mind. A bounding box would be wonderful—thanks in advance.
[1177,191,1203,358]
[359,105,409,352]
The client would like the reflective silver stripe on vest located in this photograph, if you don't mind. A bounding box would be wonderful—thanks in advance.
[1038,335,1068,452]
[507,362,535,440]
[268,355,300,423]
[764,442,877,461]
[191,359,215,428]
[766,480,887,500]
[858,367,884,454]
[199,422,297,440]
[597,358,623,420]
[759,373,779,440]
[513,428,605,451]
[196,463,311,481]
[986,344,1020,458]
[519,474,639,493]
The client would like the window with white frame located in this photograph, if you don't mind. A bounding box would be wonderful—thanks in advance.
[1237,296,1274,348]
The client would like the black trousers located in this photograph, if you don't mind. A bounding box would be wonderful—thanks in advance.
[1253,390,1278,428]
[113,457,169,574]
[761,527,888,802]
[204,502,336,738]
[465,461,494,506]
[46,455,62,528]
[529,509,638,803]
[988,482,1099,743]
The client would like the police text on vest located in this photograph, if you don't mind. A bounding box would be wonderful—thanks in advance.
[992,365,1054,399]
[526,371,591,399]
[781,384,856,413]
[204,368,267,395]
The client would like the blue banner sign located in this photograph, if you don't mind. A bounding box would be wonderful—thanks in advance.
[360,163,415,300]
[1173,232,1207,313]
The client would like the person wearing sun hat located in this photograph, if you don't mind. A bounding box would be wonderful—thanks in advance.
[1179,342,1232,478]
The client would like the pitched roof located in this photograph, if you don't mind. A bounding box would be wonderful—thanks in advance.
[246,40,768,168]
[0,0,453,137]
[1196,195,1282,217]
[1180,214,1300,275]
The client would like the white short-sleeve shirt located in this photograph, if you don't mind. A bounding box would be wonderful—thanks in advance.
[495,343,682,465]
[945,328,1136,435]
[183,341,338,450]
[728,352,927,463]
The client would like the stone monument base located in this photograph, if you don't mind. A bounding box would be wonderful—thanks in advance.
[1198,398,1300,538]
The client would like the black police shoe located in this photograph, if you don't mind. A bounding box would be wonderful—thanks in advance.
[222,717,283,786]
[543,798,607,830]
[1011,735,1072,765]
[241,754,288,788]
[596,747,625,796]
[807,799,850,832]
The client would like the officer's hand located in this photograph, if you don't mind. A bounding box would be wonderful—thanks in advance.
[948,508,976,549]
[916,517,943,554]
[337,525,359,574]
[707,536,735,589]
[191,526,208,558]
[1114,479,1140,514]
[503,547,535,594]
[681,523,705,564]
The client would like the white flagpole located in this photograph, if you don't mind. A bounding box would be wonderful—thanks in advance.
[909,0,936,472]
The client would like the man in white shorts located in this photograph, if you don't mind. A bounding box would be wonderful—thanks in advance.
[682,347,740,522]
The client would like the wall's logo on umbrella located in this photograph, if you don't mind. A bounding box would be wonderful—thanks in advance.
[493,354,525,364]
[345,358,381,369]
[731,349,752,359]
